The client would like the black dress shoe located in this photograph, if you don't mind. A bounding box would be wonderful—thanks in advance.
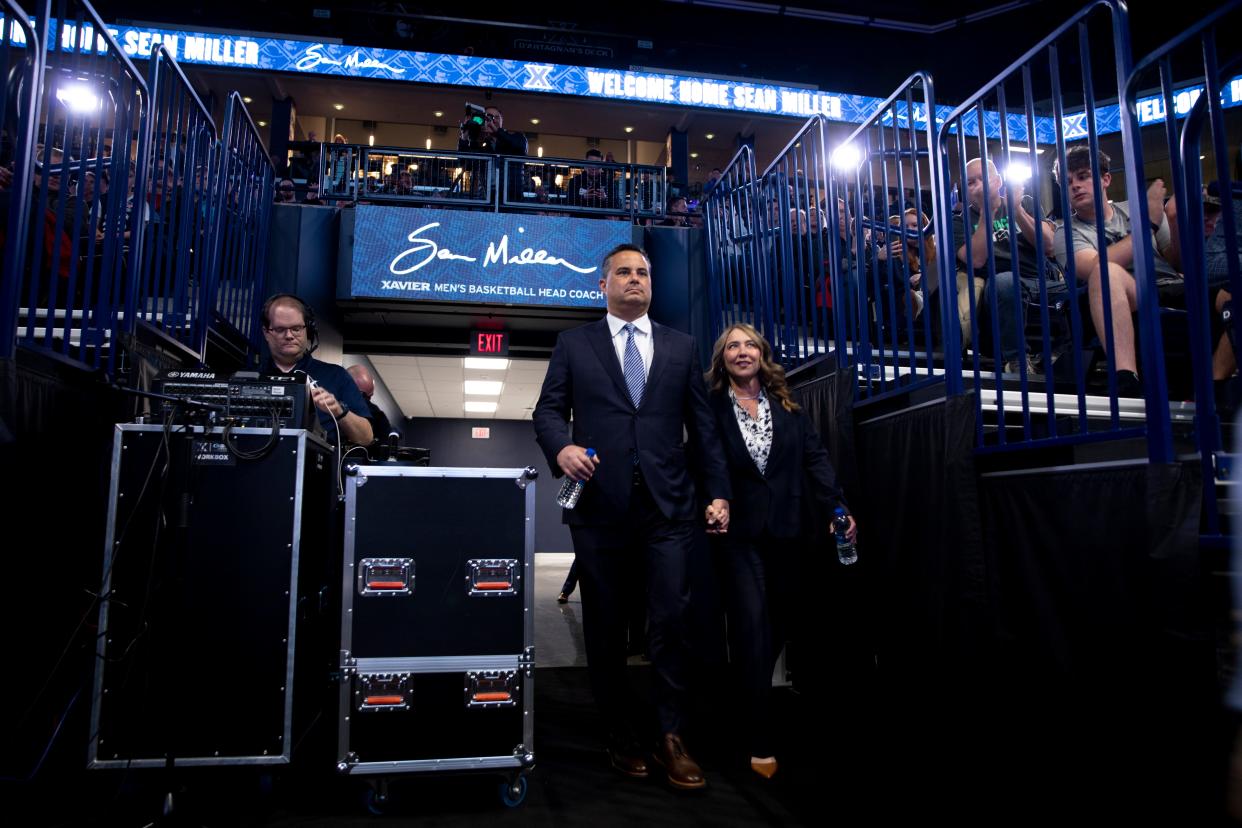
[651,733,706,790]
[557,592,569,604]
[607,743,649,778]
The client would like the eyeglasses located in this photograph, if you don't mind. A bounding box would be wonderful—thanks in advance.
[267,325,306,336]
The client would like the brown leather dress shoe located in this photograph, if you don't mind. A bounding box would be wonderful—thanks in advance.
[607,743,649,778]
[652,733,706,790]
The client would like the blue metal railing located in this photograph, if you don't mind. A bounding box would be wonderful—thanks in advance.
[934,0,1153,454]
[315,141,668,221]
[703,144,764,339]
[830,73,947,403]
[201,91,273,360]
[131,44,216,359]
[501,157,666,220]
[1122,0,1242,535]
[0,0,44,359]
[17,0,150,374]
[754,116,835,368]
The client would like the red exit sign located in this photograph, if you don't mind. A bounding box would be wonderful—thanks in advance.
[470,330,509,356]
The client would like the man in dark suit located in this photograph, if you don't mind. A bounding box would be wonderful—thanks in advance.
[533,243,732,790]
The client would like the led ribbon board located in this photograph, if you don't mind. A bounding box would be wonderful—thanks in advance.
[350,206,630,308]
[8,17,1240,144]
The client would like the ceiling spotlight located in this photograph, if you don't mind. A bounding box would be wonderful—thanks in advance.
[537,146,544,158]
[831,143,862,170]
[242,96,252,104]
[530,118,540,125]
[257,120,267,127]
[434,110,443,118]
[624,126,634,133]
[425,138,432,150]
[55,84,101,114]
[333,103,344,111]
[705,133,715,140]
[369,134,375,146]
[690,152,699,159]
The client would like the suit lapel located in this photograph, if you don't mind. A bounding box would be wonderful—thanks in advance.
[714,391,765,480]
[763,401,792,481]
[586,318,632,405]
[645,323,673,403]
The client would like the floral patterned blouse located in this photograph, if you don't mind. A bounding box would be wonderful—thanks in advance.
[729,387,773,475]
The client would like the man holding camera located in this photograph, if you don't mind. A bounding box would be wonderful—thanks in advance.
[458,105,528,156]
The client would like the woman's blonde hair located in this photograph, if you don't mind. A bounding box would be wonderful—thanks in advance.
[705,323,800,412]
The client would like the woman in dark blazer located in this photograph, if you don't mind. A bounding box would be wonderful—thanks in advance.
[705,322,857,780]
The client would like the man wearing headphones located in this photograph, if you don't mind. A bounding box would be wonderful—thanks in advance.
[259,294,373,446]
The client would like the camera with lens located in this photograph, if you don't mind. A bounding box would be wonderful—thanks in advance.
[461,102,487,147]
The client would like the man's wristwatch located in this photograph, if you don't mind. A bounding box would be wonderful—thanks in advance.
[334,402,350,420]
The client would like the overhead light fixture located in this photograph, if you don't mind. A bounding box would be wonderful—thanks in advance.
[425,138,432,150]
[464,380,503,395]
[464,401,498,413]
[537,146,544,158]
[434,110,443,118]
[530,118,540,125]
[369,134,375,146]
[1005,161,1032,183]
[333,103,344,111]
[624,126,634,133]
[464,357,509,370]
[690,152,699,159]
[242,96,253,104]
[257,120,267,127]
[705,133,715,140]
[831,143,862,170]
[55,84,101,113]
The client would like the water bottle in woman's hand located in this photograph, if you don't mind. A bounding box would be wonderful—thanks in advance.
[833,506,857,566]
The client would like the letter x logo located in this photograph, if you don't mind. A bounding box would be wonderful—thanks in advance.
[1062,113,1088,140]
[524,64,554,90]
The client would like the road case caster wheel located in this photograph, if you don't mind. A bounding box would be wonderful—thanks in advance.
[499,775,527,807]
[364,785,389,815]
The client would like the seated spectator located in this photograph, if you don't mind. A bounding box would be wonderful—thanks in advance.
[661,195,691,227]
[880,209,937,320]
[1052,146,1177,396]
[955,157,1059,376]
[1165,181,1241,410]
[275,177,296,203]
[303,183,324,205]
[575,148,612,210]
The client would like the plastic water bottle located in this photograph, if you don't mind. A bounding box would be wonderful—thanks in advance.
[833,506,857,566]
[556,448,596,509]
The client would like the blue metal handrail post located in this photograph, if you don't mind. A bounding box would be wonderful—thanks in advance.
[0,1,44,359]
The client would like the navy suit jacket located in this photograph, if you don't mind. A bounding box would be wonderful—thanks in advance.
[533,318,731,525]
[709,389,846,540]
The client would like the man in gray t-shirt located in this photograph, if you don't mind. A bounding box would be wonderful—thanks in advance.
[1051,146,1177,396]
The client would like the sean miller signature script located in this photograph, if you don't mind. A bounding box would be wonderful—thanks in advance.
[389,222,597,275]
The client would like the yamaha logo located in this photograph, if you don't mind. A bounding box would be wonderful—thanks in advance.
[167,371,217,379]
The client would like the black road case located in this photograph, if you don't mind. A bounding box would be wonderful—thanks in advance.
[89,424,334,768]
[338,465,536,807]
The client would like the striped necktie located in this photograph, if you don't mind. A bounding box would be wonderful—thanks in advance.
[622,323,645,408]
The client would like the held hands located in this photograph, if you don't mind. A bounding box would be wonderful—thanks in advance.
[556,444,599,482]
[705,499,730,534]
[310,384,345,419]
